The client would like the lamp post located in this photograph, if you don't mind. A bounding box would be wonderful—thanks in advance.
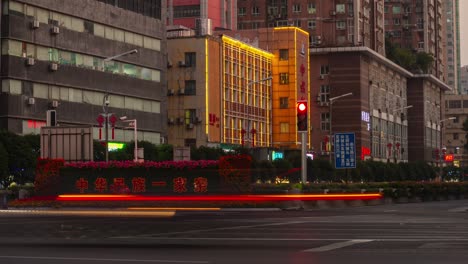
[390,105,413,163]
[329,92,353,166]
[102,49,138,163]
[120,116,138,162]
[437,117,456,181]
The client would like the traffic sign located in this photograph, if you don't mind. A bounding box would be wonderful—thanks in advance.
[334,132,356,169]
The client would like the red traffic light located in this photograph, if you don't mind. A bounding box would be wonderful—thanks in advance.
[297,102,307,112]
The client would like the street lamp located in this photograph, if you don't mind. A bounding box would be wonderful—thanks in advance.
[329,92,353,165]
[390,105,413,163]
[120,116,138,162]
[244,75,272,147]
[102,49,138,163]
[437,116,456,181]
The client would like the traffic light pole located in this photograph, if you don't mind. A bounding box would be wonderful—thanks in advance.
[301,132,307,184]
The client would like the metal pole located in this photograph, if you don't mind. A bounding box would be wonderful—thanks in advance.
[329,102,333,166]
[134,120,138,162]
[103,94,109,163]
[301,132,307,184]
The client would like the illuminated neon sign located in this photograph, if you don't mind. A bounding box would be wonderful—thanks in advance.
[108,142,126,152]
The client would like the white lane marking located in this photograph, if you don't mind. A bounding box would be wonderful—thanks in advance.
[303,239,373,252]
[117,237,468,242]
[448,207,468,212]
[0,255,209,263]
[120,220,311,238]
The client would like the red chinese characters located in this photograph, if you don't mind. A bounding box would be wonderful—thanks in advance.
[94,177,108,192]
[110,178,129,194]
[75,178,89,193]
[173,177,187,193]
[132,177,146,193]
[193,177,208,193]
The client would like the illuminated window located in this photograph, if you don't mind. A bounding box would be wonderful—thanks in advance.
[392,6,401,14]
[279,73,289,84]
[185,109,196,125]
[280,122,289,133]
[308,3,316,14]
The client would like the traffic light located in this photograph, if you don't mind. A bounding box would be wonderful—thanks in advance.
[297,101,308,132]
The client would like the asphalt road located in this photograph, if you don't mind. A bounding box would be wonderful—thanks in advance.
[0,200,468,264]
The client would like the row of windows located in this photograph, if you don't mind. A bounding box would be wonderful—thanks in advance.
[95,0,161,19]
[447,100,468,109]
[2,79,161,114]
[173,5,200,18]
[8,1,161,51]
[3,40,161,82]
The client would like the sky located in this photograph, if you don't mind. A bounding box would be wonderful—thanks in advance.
[460,1,468,65]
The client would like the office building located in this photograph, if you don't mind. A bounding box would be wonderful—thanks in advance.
[0,0,167,145]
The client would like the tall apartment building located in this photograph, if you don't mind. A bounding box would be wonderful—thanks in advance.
[167,0,237,32]
[444,0,460,93]
[461,66,468,94]
[1,0,167,145]
[383,0,446,80]
[237,0,386,55]
[167,32,273,148]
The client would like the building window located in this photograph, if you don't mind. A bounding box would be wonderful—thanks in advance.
[279,73,289,84]
[184,80,196,95]
[279,49,289,60]
[449,100,462,108]
[308,3,316,14]
[319,85,330,103]
[185,52,196,67]
[173,5,200,18]
[392,6,401,14]
[280,97,288,108]
[252,6,260,15]
[393,18,400,25]
[252,22,260,29]
[336,4,345,13]
[292,4,301,13]
[454,133,459,140]
[184,138,196,148]
[321,113,330,131]
[453,116,459,123]
[185,109,197,125]
[280,122,289,133]
[238,7,246,16]
[384,6,389,13]
[336,21,346,30]
[308,20,316,29]
[418,42,424,49]
[320,65,329,75]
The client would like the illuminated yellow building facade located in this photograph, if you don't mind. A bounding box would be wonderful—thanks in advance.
[166,31,273,148]
[221,27,310,149]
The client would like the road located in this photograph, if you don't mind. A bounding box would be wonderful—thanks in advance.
[0,200,467,264]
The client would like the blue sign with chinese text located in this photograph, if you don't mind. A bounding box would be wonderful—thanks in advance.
[334,132,356,169]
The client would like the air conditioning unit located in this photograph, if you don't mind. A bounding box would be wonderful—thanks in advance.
[167,118,175,124]
[319,75,325,80]
[178,88,185,95]
[28,97,36,105]
[26,57,35,66]
[51,100,59,108]
[51,26,60,34]
[186,123,194,129]
[31,20,40,29]
[176,117,184,124]
[178,61,186,67]
[167,89,175,96]
[49,63,58,71]
[330,11,336,16]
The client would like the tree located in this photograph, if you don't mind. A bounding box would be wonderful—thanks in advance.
[0,131,38,184]
[415,52,434,73]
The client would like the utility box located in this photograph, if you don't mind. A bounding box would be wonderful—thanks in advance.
[40,126,94,161]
